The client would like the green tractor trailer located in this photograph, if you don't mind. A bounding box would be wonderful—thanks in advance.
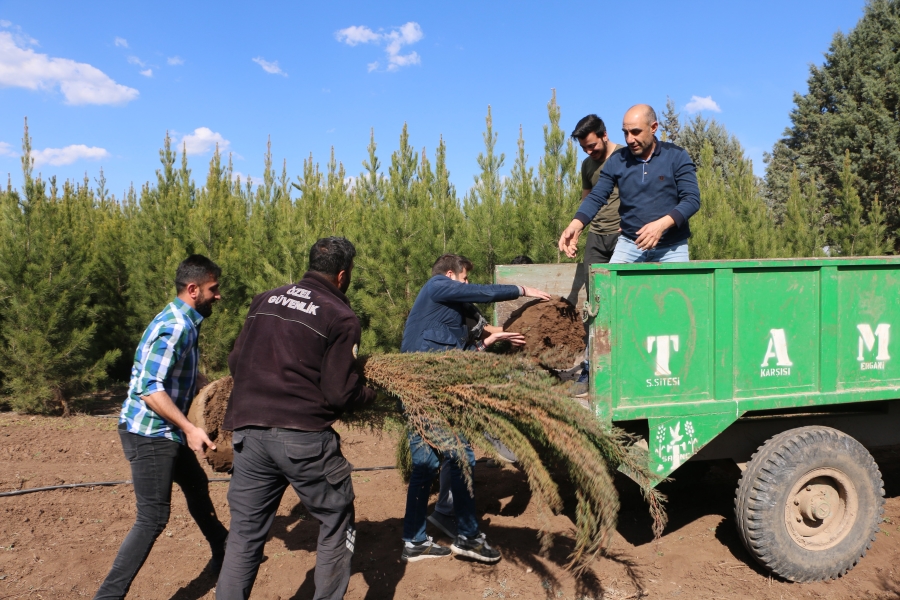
[496,257,900,582]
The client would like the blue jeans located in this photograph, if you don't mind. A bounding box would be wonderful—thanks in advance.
[403,430,478,542]
[610,236,690,263]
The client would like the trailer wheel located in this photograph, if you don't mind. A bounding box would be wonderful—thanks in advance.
[734,426,884,582]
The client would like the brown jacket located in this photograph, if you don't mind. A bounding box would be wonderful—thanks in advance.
[223,271,375,432]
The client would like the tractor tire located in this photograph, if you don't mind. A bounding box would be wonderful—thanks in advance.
[734,426,883,582]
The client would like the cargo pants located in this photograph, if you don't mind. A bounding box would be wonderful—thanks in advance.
[215,427,355,600]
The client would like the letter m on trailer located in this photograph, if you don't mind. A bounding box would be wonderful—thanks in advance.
[857,324,890,362]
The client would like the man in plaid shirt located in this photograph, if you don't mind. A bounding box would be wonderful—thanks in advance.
[94,255,229,600]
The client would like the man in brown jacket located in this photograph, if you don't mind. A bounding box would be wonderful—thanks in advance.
[216,237,375,600]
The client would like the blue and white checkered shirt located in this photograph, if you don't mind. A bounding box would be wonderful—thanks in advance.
[118,298,204,443]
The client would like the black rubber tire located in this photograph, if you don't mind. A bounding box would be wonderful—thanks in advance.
[734,426,884,582]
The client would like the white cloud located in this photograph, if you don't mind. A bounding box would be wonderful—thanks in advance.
[0,141,16,156]
[30,144,109,167]
[114,37,128,48]
[140,68,152,77]
[0,31,139,105]
[0,21,38,48]
[252,56,287,76]
[335,25,381,46]
[127,55,145,67]
[684,95,722,114]
[167,56,184,66]
[383,22,422,70]
[335,22,423,72]
[179,127,230,156]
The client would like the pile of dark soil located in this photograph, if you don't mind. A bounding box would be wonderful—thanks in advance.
[503,297,585,367]
[187,377,234,472]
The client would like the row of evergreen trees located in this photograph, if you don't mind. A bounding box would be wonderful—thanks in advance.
[0,77,893,412]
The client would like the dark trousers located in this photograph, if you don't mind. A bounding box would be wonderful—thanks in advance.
[583,231,620,358]
[94,431,228,600]
[584,231,620,267]
[215,427,355,600]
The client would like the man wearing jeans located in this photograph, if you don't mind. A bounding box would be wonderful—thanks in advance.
[216,237,375,600]
[558,104,700,264]
[399,254,550,563]
[95,255,228,600]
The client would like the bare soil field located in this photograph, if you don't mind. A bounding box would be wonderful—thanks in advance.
[2,411,900,600]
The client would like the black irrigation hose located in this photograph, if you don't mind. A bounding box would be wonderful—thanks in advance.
[0,466,396,498]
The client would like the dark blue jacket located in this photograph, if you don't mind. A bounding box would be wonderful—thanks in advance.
[574,138,700,246]
[401,275,522,353]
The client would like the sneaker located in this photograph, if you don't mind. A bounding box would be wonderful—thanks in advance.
[427,511,458,539]
[572,381,589,398]
[576,361,589,384]
[451,533,501,563]
[401,536,451,562]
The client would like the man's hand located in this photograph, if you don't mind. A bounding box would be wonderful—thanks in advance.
[635,215,675,250]
[522,287,552,301]
[484,331,527,347]
[141,390,215,454]
[185,424,217,453]
[558,219,585,259]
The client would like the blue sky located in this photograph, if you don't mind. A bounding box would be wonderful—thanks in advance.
[0,1,869,198]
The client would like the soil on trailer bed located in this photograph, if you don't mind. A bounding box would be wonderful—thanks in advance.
[504,297,585,368]
[3,412,900,599]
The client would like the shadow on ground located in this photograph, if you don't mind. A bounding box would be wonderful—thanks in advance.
[254,462,643,600]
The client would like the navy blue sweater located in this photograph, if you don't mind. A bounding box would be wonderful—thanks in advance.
[401,275,521,353]
[574,138,700,246]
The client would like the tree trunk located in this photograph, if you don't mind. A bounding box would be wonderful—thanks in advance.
[55,388,70,417]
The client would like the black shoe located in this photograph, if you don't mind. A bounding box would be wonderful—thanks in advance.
[427,511,458,539]
[451,533,501,563]
[401,536,451,562]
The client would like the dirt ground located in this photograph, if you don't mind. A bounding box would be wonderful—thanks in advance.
[2,411,900,600]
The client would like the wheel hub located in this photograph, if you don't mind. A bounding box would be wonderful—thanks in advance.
[784,468,857,551]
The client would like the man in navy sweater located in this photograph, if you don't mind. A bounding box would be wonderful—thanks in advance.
[558,104,701,263]
[399,254,549,564]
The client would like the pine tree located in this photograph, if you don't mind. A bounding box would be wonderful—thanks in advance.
[689,143,780,259]
[532,90,580,263]
[660,96,681,144]
[829,150,892,256]
[0,121,119,413]
[353,124,439,351]
[461,106,516,278]
[507,125,538,260]
[429,136,462,256]
[190,147,251,375]
[125,133,192,340]
[780,169,824,257]
[677,113,748,182]
[764,0,900,238]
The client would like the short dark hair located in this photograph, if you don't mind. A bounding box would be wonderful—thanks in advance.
[175,255,221,294]
[432,254,473,276]
[571,114,606,140]
[308,237,356,276]
[510,255,534,265]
